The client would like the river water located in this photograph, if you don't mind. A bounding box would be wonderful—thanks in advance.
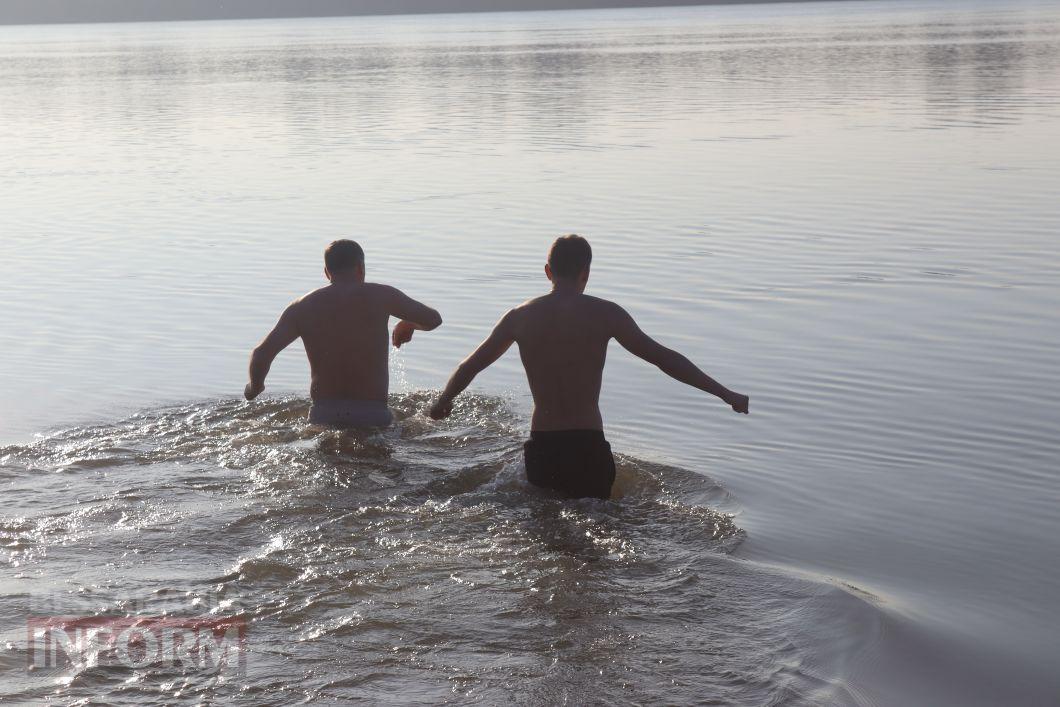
[1,0,1058,703]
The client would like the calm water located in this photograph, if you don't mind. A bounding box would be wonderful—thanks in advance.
[2,0,1059,703]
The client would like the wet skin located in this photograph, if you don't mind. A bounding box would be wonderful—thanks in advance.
[245,265,441,403]
[430,263,748,429]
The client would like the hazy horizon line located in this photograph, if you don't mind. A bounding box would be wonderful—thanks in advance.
[0,0,851,27]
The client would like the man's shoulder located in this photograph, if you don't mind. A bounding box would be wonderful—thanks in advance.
[361,282,401,299]
[512,295,546,311]
[293,286,331,306]
[580,294,620,310]
[515,293,621,313]
[574,294,624,322]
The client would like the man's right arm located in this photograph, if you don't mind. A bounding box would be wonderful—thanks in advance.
[429,310,517,420]
[245,303,301,401]
[611,305,748,414]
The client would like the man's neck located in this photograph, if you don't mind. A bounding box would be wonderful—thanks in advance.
[330,275,363,286]
[550,280,583,295]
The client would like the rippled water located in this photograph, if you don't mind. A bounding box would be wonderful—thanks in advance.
[3,395,868,704]
[1,0,1059,703]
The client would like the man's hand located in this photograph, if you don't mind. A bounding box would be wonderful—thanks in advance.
[428,397,454,420]
[725,391,749,415]
[392,320,417,349]
[244,381,265,401]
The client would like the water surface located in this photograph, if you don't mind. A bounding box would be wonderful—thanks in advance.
[1,1,1059,703]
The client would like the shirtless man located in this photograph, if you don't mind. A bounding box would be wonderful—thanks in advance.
[244,239,442,428]
[429,234,748,500]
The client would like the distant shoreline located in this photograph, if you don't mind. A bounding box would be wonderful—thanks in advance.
[0,0,854,28]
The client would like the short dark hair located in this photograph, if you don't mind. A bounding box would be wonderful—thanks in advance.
[324,239,364,273]
[547,234,592,279]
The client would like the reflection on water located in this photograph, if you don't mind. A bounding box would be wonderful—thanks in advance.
[1,0,1059,703]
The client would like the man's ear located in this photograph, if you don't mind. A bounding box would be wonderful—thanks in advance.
[356,263,366,282]
[579,266,590,284]
[324,266,332,282]
[545,263,554,282]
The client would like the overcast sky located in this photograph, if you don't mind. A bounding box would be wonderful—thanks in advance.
[0,0,817,25]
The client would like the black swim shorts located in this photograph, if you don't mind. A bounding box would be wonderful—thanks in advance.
[523,429,616,500]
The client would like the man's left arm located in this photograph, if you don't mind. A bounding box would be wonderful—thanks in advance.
[245,303,300,401]
[385,286,443,349]
[612,304,748,414]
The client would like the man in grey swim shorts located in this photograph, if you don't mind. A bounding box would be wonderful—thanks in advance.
[244,239,442,429]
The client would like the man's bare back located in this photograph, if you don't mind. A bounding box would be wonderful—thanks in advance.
[432,290,747,430]
[295,282,441,401]
[430,234,747,499]
[244,240,440,427]
[504,292,617,431]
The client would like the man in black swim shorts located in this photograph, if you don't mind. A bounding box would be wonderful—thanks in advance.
[523,429,615,500]
[429,235,749,500]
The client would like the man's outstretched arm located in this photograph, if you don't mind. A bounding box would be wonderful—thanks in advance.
[245,303,300,401]
[385,286,443,349]
[429,311,516,419]
[612,305,749,414]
